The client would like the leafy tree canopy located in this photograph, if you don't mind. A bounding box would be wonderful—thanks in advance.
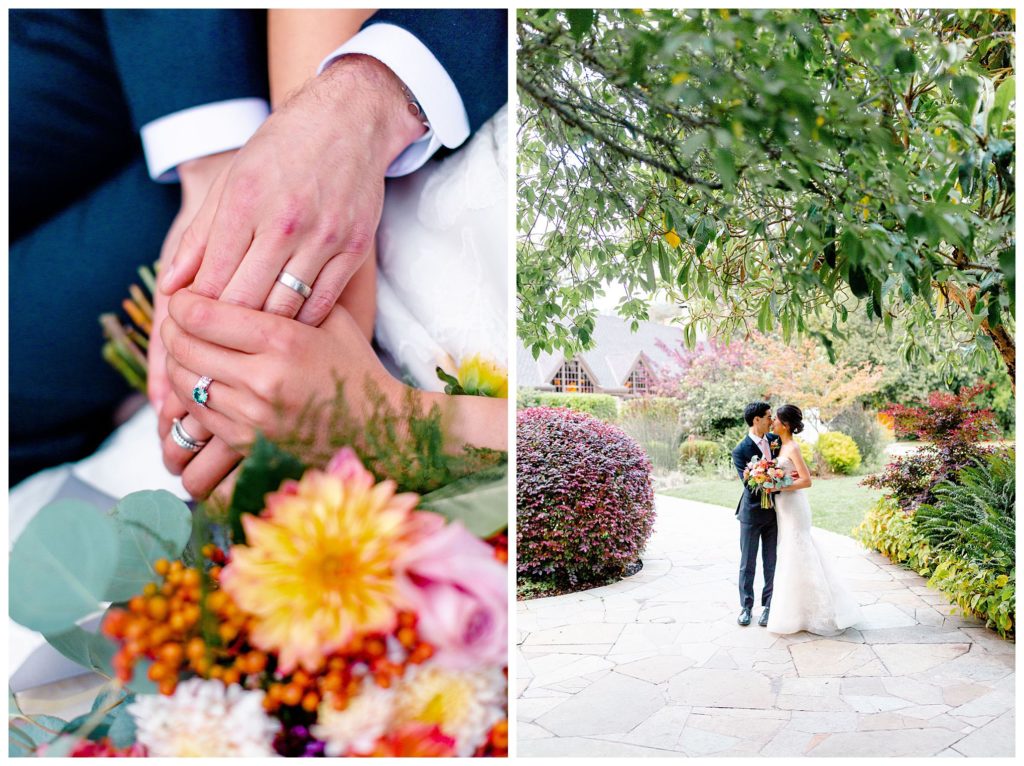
[518,9,1015,388]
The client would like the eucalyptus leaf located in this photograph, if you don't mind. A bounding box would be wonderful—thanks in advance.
[106,702,137,749]
[9,714,67,755]
[9,501,118,634]
[43,624,116,675]
[418,464,508,538]
[105,491,192,602]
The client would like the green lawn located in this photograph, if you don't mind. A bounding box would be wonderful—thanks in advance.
[664,476,885,538]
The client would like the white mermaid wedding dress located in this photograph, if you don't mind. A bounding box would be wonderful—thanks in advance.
[9,106,508,695]
[766,457,863,635]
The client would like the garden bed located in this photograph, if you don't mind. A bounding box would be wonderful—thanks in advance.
[517,559,643,601]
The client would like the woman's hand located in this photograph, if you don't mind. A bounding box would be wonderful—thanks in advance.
[160,291,399,454]
[148,150,237,413]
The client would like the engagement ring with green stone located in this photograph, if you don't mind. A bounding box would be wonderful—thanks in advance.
[193,375,213,408]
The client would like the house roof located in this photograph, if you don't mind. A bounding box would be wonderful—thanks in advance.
[517,314,684,390]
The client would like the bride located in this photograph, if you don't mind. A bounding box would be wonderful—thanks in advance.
[765,404,863,636]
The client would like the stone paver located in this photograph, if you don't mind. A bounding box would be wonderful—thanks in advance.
[516,495,1015,757]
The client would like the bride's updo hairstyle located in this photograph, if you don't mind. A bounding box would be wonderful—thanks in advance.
[776,404,805,435]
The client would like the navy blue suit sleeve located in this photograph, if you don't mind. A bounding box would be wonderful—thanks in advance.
[364,9,507,135]
[102,10,268,131]
[732,441,749,481]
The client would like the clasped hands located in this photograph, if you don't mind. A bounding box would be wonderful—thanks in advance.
[148,55,426,499]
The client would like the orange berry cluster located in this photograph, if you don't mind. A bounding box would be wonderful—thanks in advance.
[103,546,261,696]
[263,612,435,715]
[478,719,509,757]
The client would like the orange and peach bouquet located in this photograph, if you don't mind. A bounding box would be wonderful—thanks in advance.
[19,449,507,758]
[743,455,794,509]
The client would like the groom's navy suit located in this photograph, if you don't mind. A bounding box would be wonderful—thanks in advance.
[10,10,270,486]
[733,433,781,610]
[9,9,507,486]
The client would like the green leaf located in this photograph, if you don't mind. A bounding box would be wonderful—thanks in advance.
[418,463,508,538]
[998,247,1015,309]
[227,436,307,544]
[987,292,1001,329]
[757,299,772,332]
[693,217,714,257]
[9,715,67,756]
[43,624,117,675]
[435,367,464,395]
[566,9,595,41]
[105,491,191,602]
[950,75,980,115]
[106,703,137,749]
[678,130,708,159]
[894,48,917,73]
[9,501,118,634]
[848,265,871,300]
[871,282,884,319]
[656,240,672,283]
[714,148,737,189]
[905,212,927,241]
[988,75,1014,135]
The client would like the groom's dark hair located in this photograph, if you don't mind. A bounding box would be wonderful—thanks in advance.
[744,401,771,426]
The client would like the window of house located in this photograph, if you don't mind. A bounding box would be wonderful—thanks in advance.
[550,359,594,393]
[625,360,651,395]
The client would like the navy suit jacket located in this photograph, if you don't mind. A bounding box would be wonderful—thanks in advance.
[732,433,782,525]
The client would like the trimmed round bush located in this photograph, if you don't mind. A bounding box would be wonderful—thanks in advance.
[532,392,619,421]
[817,431,862,474]
[828,405,888,462]
[517,407,655,587]
[678,439,723,469]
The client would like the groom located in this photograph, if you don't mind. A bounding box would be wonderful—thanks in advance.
[732,402,781,627]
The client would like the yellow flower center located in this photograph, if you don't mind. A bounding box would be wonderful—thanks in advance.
[398,669,474,732]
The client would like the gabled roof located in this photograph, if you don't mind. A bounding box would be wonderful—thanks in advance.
[517,314,684,390]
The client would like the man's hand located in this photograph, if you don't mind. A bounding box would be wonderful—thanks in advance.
[148,150,237,413]
[159,54,426,327]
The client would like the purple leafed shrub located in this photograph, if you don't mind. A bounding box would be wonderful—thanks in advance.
[517,407,656,586]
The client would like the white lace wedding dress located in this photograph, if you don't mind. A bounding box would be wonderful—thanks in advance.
[767,456,864,636]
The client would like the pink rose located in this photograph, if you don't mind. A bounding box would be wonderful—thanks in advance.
[394,517,507,670]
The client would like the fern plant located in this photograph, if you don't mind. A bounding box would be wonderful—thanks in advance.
[914,449,1015,568]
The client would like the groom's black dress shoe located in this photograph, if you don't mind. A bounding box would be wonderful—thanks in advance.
[737,608,752,626]
[758,608,770,627]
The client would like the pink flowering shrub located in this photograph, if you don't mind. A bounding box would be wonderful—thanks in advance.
[517,407,655,587]
[864,383,1000,509]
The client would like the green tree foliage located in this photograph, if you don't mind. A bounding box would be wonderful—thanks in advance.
[518,9,1015,387]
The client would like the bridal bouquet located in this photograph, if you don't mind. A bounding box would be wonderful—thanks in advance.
[743,456,794,509]
[10,444,508,757]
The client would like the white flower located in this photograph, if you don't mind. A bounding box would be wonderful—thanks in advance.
[392,663,506,757]
[311,680,395,756]
[128,679,279,757]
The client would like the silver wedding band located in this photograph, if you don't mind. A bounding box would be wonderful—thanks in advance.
[277,271,313,299]
[171,418,207,453]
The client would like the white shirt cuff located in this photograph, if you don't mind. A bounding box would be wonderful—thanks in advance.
[140,97,270,183]
[318,23,469,177]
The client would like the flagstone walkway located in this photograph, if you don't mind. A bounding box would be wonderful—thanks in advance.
[516,495,1015,757]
